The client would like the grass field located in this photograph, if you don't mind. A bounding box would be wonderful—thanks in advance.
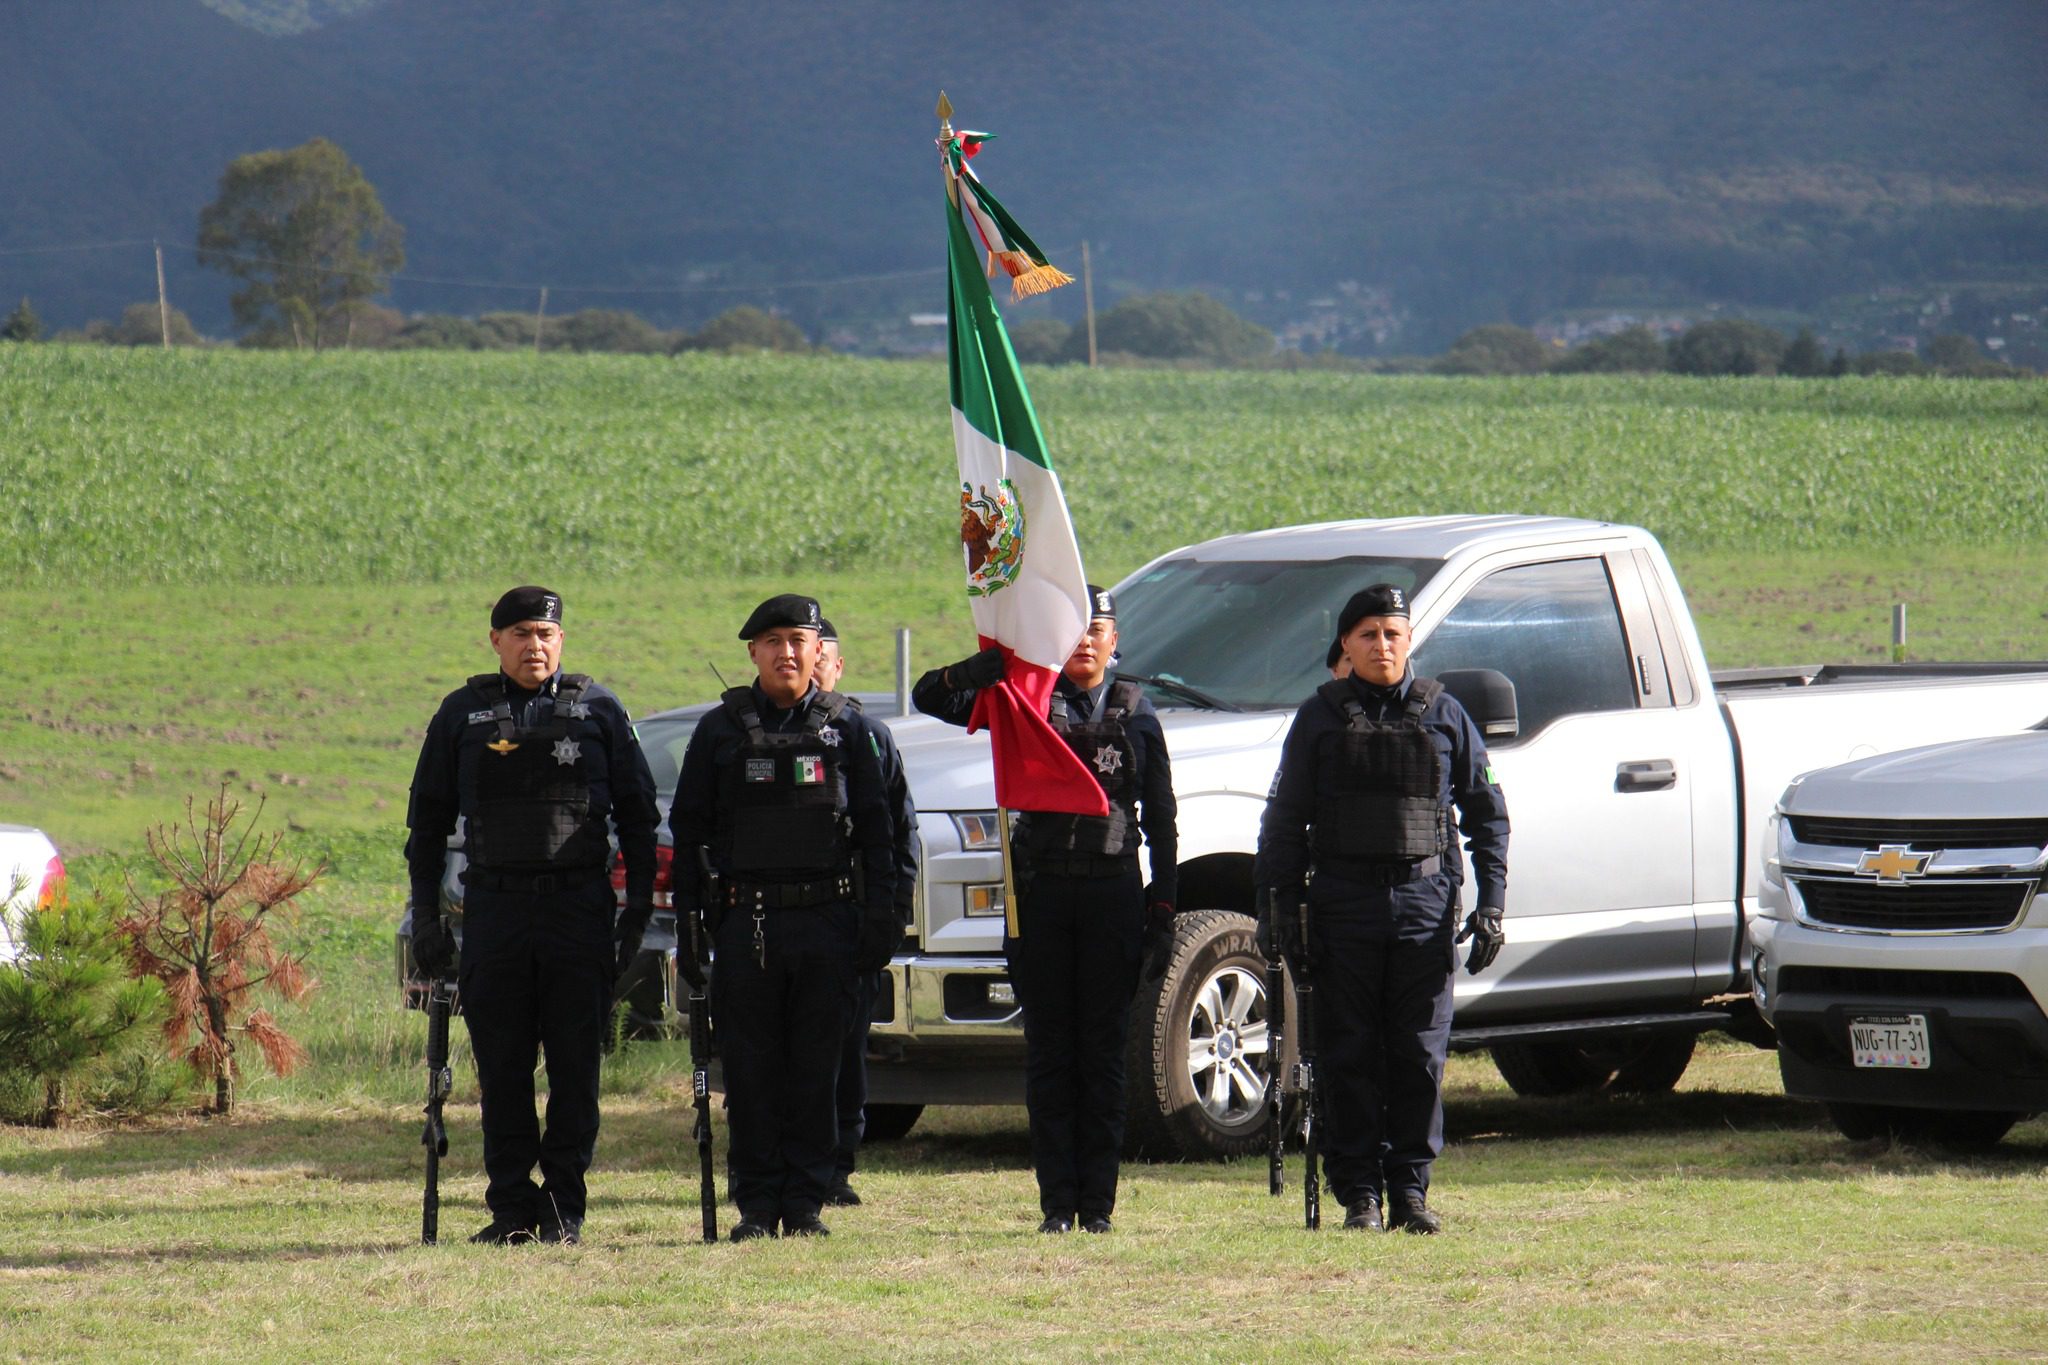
[5,349,2048,1359]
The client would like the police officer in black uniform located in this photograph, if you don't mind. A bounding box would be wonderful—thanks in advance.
[813,618,916,1208]
[1255,583,1508,1235]
[668,595,898,1241]
[405,586,659,1246]
[913,586,1176,1234]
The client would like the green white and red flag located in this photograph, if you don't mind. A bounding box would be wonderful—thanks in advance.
[941,119,1107,817]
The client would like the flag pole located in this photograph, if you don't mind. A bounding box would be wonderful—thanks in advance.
[942,89,1018,937]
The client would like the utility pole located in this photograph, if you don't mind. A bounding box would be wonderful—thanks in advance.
[1082,240,1098,367]
[534,286,548,354]
[154,241,171,349]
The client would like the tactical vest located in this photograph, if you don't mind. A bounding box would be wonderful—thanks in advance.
[1310,676,1448,862]
[718,686,855,878]
[465,673,611,871]
[1021,680,1144,859]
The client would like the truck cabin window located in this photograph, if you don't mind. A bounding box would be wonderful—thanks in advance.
[1411,558,1637,741]
[1113,556,1439,710]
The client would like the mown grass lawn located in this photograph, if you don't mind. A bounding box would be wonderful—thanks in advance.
[6,1034,2047,1362]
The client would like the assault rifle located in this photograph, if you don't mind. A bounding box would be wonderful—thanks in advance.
[1264,925,1287,1198]
[688,848,720,1243]
[1293,893,1321,1231]
[419,976,454,1245]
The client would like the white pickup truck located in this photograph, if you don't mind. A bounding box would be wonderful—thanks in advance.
[868,515,2048,1156]
[1750,724,2048,1146]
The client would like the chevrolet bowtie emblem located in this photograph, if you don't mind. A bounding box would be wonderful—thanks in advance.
[487,737,520,755]
[1858,844,1931,881]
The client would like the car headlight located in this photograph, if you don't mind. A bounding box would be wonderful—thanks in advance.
[952,812,1004,851]
[1762,810,1786,889]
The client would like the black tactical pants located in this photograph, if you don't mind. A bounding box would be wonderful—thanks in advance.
[457,874,614,1227]
[712,900,858,1229]
[1005,865,1145,1221]
[834,970,885,1179]
[1309,909,1457,1208]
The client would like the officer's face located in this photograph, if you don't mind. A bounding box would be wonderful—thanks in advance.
[1063,617,1117,689]
[750,627,820,705]
[490,620,563,688]
[1343,616,1410,687]
[814,641,846,692]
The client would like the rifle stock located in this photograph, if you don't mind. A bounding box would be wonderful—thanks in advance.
[420,977,454,1245]
[690,847,719,1243]
[1264,953,1286,1197]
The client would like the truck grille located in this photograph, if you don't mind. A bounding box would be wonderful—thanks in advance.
[1795,877,2034,932]
[1777,965,2034,1001]
[1788,816,2048,850]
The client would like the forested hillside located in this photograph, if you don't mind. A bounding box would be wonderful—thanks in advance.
[4,0,2044,349]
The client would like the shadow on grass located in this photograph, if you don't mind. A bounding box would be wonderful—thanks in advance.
[6,1086,2043,1190]
[0,1239,421,1272]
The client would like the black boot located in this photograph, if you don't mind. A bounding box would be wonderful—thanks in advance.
[1387,1192,1441,1235]
[1342,1196,1383,1231]
[468,1217,538,1245]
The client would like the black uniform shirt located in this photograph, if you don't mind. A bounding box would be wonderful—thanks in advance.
[1255,669,1509,940]
[911,667,1179,905]
[405,670,660,914]
[667,682,898,921]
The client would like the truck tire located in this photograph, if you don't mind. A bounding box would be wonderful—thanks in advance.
[1824,1101,2020,1149]
[861,1103,924,1143]
[1124,910,1289,1160]
[1491,1032,1696,1098]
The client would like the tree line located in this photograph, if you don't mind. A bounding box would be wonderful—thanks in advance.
[0,136,2032,377]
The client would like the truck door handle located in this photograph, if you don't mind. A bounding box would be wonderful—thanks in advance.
[1616,759,1676,792]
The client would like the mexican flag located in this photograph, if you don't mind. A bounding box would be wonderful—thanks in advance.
[943,131,1108,818]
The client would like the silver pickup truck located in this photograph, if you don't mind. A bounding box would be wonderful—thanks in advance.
[1751,724,2048,1146]
[870,515,2048,1156]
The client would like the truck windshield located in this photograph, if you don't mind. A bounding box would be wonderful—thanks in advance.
[1112,555,1440,710]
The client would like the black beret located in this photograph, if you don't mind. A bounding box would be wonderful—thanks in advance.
[1337,582,1411,638]
[738,593,822,640]
[817,616,840,644]
[491,585,562,630]
[1086,583,1116,620]
[1325,636,1344,670]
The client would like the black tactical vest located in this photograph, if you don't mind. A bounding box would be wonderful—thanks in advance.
[465,673,611,871]
[1310,676,1447,862]
[717,686,854,878]
[1022,680,1144,859]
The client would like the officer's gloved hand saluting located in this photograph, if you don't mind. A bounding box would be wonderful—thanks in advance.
[944,645,1006,690]
[1456,904,1505,974]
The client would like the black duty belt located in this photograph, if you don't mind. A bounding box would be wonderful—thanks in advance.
[464,866,610,895]
[1346,855,1442,887]
[1024,852,1139,880]
[724,874,855,911]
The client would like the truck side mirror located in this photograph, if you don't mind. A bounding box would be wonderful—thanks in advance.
[1435,669,1519,741]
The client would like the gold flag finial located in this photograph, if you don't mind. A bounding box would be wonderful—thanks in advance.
[936,91,953,125]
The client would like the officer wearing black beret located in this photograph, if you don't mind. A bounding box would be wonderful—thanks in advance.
[667,594,899,1240]
[812,617,917,1206]
[913,585,1177,1234]
[405,586,660,1245]
[1255,582,1508,1234]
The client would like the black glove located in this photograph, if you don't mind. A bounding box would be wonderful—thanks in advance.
[946,645,1006,691]
[412,912,457,980]
[855,905,902,975]
[1141,898,1176,981]
[613,900,654,981]
[1456,906,1505,975]
[1255,887,1301,968]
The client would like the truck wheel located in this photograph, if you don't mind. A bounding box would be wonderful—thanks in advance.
[1491,1032,1695,1098]
[1125,910,1289,1160]
[862,1103,923,1142]
[1825,1101,2020,1149]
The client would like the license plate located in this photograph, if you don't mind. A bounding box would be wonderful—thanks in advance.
[1850,1013,1931,1069]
